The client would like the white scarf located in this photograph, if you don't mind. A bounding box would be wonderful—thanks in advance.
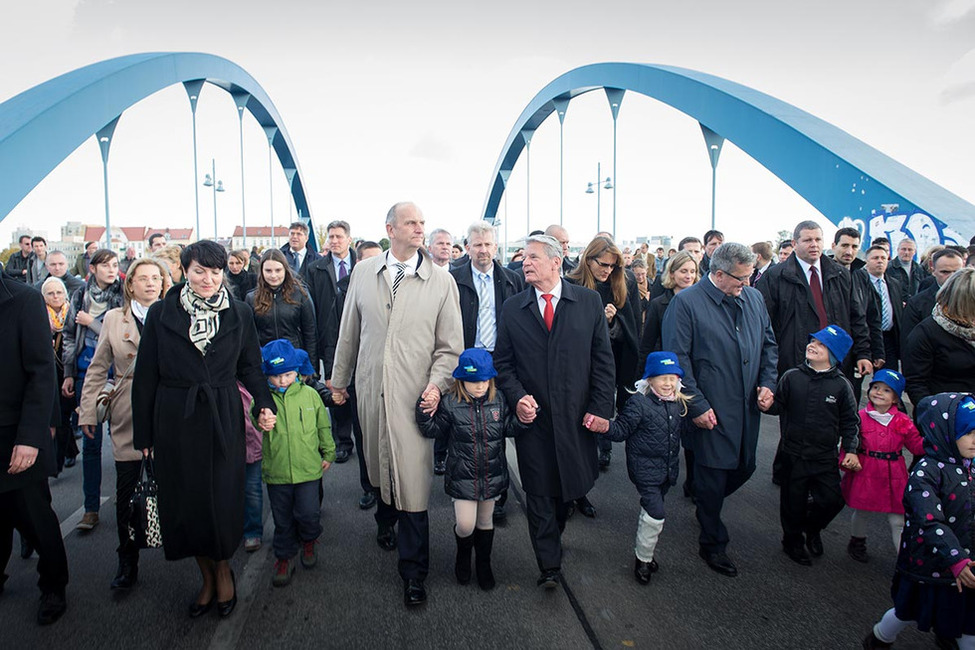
[179,284,230,355]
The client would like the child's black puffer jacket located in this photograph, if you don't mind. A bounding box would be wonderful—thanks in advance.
[606,391,684,494]
[416,391,524,500]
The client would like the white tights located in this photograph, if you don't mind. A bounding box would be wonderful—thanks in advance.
[874,608,975,648]
[850,509,904,551]
[454,500,495,538]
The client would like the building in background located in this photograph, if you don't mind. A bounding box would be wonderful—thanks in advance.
[230,226,289,252]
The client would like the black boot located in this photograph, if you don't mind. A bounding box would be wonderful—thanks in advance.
[111,555,139,590]
[474,528,495,591]
[454,531,474,585]
[20,535,34,559]
[847,536,868,563]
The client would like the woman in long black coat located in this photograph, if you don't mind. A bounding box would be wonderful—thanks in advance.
[132,241,276,618]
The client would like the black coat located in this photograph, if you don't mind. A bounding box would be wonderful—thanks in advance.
[605,392,684,512]
[756,253,870,377]
[245,286,317,363]
[903,317,975,407]
[415,391,523,500]
[853,268,904,360]
[224,269,256,301]
[5,251,30,282]
[35,272,84,300]
[449,260,525,350]
[637,288,674,371]
[131,288,275,561]
[850,268,885,362]
[0,275,57,493]
[494,280,616,499]
[279,244,320,280]
[886,257,925,298]
[900,283,937,355]
[305,251,353,376]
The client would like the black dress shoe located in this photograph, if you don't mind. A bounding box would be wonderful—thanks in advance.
[37,591,66,625]
[633,557,656,585]
[359,491,377,510]
[111,558,138,590]
[20,537,33,559]
[188,596,215,618]
[783,543,813,566]
[217,571,237,618]
[575,497,596,518]
[598,450,612,470]
[805,531,824,558]
[334,449,351,464]
[536,569,561,589]
[403,579,426,606]
[433,459,447,476]
[377,523,398,551]
[63,457,76,468]
[698,548,738,577]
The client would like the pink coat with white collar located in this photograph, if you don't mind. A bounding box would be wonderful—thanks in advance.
[840,406,923,514]
[238,382,263,464]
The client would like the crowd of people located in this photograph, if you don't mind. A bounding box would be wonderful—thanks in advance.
[1,208,974,648]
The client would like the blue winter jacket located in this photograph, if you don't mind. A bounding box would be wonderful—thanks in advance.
[605,391,685,492]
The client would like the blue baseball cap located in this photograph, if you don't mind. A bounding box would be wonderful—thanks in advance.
[643,351,684,379]
[955,396,975,441]
[809,325,853,365]
[870,369,905,398]
[261,339,316,377]
[452,348,497,382]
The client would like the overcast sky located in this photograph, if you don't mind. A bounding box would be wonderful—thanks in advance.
[1,0,973,249]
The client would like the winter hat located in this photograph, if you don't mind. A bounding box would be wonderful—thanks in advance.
[809,325,853,365]
[261,339,316,376]
[954,396,975,441]
[869,369,905,398]
[643,351,684,379]
[452,348,497,382]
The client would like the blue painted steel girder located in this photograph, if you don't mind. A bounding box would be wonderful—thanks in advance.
[482,63,975,243]
[0,52,314,245]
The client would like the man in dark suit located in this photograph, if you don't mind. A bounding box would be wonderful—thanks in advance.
[449,222,525,520]
[664,243,778,577]
[699,230,724,275]
[280,221,320,281]
[857,245,904,371]
[494,235,615,588]
[305,220,376,510]
[0,272,67,624]
[901,247,964,354]
[750,241,774,286]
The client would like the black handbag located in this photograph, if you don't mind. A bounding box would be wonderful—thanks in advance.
[128,456,163,549]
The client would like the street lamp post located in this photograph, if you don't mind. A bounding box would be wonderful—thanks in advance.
[202,159,225,241]
[584,162,614,233]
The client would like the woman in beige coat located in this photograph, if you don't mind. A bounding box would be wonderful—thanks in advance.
[79,258,167,591]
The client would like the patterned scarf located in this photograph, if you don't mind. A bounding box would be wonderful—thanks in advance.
[47,302,68,333]
[179,284,231,355]
[932,304,975,349]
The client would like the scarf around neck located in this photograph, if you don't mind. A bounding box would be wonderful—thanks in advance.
[932,304,975,349]
[179,284,231,355]
[47,302,69,333]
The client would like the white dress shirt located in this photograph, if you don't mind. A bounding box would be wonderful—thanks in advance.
[534,280,563,320]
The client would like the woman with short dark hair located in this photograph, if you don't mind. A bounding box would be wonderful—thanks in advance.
[132,240,276,618]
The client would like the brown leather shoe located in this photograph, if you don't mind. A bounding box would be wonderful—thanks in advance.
[75,512,98,531]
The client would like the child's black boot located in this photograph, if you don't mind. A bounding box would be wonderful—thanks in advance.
[847,536,868,563]
[474,528,495,590]
[454,530,474,585]
[633,557,658,585]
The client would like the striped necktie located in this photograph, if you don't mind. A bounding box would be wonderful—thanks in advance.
[391,262,407,299]
[476,272,496,350]
[875,277,892,331]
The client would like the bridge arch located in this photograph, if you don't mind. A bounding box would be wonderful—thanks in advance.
[0,52,313,239]
[483,62,974,247]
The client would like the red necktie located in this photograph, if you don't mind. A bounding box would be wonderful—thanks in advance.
[542,294,554,331]
[809,266,827,329]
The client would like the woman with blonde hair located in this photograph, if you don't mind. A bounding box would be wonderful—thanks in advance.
[78,257,168,590]
[638,250,700,365]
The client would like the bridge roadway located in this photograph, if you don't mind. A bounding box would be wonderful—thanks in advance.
[1,414,932,649]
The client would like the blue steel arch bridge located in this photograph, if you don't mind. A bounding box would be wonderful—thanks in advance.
[1,55,973,253]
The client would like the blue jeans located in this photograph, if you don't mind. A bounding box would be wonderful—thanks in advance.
[244,461,264,540]
[267,480,322,560]
[77,375,104,513]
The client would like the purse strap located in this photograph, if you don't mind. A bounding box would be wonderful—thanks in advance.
[139,453,155,481]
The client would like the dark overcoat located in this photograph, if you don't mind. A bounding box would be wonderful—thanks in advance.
[900,283,937,355]
[755,253,869,377]
[854,267,904,360]
[493,280,616,500]
[305,251,354,375]
[903,317,975,407]
[0,275,56,493]
[850,268,885,362]
[131,287,275,561]
[637,288,674,372]
[449,259,525,350]
[662,280,778,471]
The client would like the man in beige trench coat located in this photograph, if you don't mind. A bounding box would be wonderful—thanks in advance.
[331,201,463,607]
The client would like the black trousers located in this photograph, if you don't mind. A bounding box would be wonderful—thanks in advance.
[693,458,755,553]
[882,329,900,372]
[348,386,374,495]
[524,493,570,571]
[375,498,429,581]
[329,401,354,455]
[779,455,845,546]
[0,479,69,595]
[115,460,142,561]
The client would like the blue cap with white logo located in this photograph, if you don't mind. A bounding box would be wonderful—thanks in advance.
[452,348,497,382]
[643,351,684,379]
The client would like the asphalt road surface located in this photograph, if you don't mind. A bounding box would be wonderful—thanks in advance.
[1,414,934,649]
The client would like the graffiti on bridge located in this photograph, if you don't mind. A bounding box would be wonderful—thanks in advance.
[837,205,965,259]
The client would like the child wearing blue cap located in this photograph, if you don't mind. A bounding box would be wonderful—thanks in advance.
[415,348,524,591]
[841,369,923,563]
[596,351,691,585]
[761,325,860,566]
[863,393,975,649]
[259,339,335,588]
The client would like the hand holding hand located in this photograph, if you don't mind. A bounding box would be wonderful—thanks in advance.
[331,387,349,406]
[757,387,774,412]
[257,408,276,432]
[857,359,874,377]
[8,445,38,475]
[584,413,609,433]
[419,383,441,415]
[841,452,862,472]
[516,395,538,424]
[692,409,718,430]
[75,310,94,327]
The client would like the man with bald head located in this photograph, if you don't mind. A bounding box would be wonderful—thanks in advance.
[544,225,576,275]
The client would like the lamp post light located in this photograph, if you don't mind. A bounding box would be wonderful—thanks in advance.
[202,159,225,241]
[584,162,614,233]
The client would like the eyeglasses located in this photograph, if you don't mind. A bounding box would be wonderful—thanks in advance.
[589,258,620,270]
[720,269,751,285]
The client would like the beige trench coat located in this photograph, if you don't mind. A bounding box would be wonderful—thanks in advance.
[331,253,463,512]
[78,307,143,462]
